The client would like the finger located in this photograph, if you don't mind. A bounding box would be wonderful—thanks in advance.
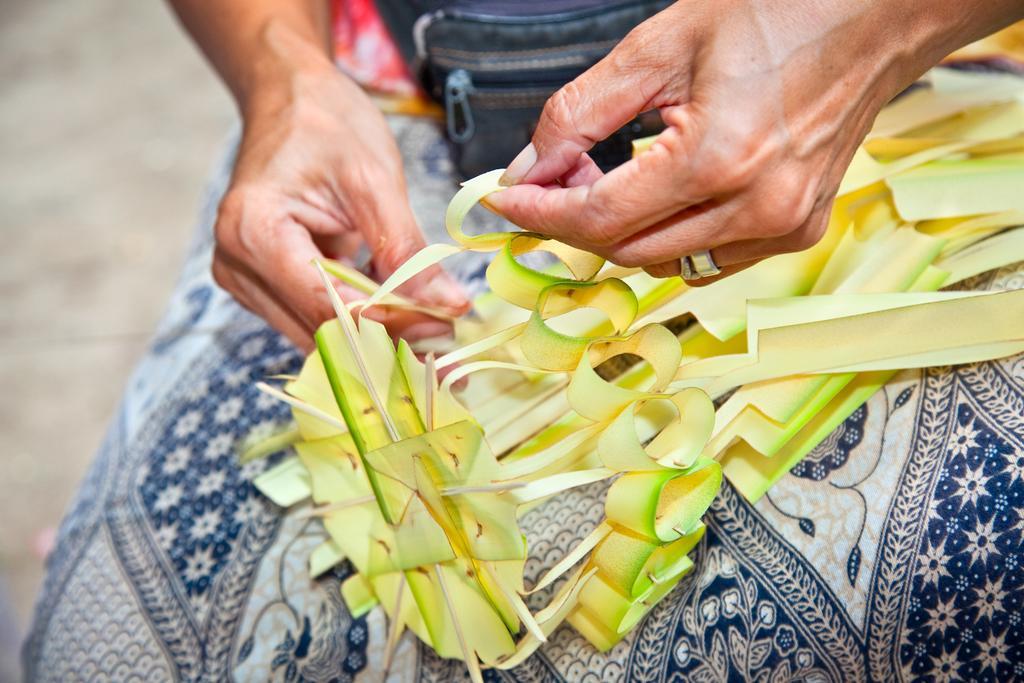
[643,260,683,278]
[285,196,345,236]
[213,252,316,351]
[681,261,758,287]
[642,246,731,279]
[358,305,453,342]
[641,257,761,286]
[483,182,681,257]
[217,187,461,343]
[641,202,831,280]
[487,121,708,250]
[267,225,425,330]
[253,224,344,331]
[560,153,604,188]
[613,198,733,265]
[501,31,668,186]
[248,221,458,346]
[709,205,831,267]
[484,183,590,240]
[311,231,363,261]
[355,182,470,315]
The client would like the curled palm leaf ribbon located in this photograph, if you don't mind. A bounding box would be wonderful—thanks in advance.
[247,69,1024,678]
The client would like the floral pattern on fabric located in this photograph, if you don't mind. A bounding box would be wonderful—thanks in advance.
[139,330,298,604]
[22,117,1024,683]
[903,402,1024,682]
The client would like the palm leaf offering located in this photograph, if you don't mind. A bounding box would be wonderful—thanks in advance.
[246,69,1024,678]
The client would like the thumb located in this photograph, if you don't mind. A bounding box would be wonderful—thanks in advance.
[499,37,660,187]
[364,198,470,315]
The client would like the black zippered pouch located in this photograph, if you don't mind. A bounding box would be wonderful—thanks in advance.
[375,0,670,178]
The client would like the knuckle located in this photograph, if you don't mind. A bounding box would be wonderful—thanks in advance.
[774,171,816,224]
[756,212,796,240]
[790,229,820,252]
[705,150,755,192]
[610,250,649,268]
[601,235,654,268]
[763,224,824,260]
[793,219,827,251]
[374,237,416,270]
[305,296,335,329]
[216,188,245,226]
[210,254,234,292]
[214,189,249,256]
[215,185,289,261]
[703,126,780,193]
[581,213,622,248]
[541,83,585,142]
[610,30,649,74]
[618,24,645,52]
[613,14,672,75]
[749,172,816,240]
[578,189,627,247]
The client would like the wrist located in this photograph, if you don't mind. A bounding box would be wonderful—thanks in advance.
[861,0,1024,105]
[237,17,337,123]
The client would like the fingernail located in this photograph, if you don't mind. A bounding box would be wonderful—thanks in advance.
[423,275,469,312]
[499,143,537,186]
[479,193,500,213]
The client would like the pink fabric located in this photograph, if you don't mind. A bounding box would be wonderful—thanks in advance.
[331,0,417,95]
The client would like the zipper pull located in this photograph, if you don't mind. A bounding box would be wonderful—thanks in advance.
[445,69,475,144]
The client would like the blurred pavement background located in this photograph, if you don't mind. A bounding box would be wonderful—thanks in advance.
[0,0,235,674]
[2,3,1019,681]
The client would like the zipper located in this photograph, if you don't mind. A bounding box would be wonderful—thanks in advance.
[445,69,570,142]
[428,42,617,75]
[426,1,670,143]
[445,69,476,143]
[413,1,662,62]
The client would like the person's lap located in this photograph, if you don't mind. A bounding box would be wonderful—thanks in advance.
[23,117,1024,683]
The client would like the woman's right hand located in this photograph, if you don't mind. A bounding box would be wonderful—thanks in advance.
[487,0,1023,282]
[212,23,468,351]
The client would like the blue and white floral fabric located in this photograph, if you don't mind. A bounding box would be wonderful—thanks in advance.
[22,117,1024,682]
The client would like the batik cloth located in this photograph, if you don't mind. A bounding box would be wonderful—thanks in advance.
[22,116,1024,682]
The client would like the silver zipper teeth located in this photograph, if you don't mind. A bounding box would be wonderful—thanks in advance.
[431,52,601,72]
[429,38,620,61]
[470,91,552,109]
